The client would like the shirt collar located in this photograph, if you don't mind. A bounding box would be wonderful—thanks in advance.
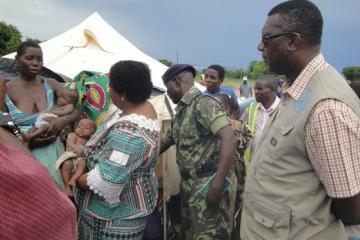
[259,96,281,112]
[284,53,328,100]
[175,87,201,112]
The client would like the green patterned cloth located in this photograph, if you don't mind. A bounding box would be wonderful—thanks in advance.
[64,70,111,127]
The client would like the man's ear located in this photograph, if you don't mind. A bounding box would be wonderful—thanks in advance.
[14,54,19,61]
[174,77,181,88]
[288,33,303,52]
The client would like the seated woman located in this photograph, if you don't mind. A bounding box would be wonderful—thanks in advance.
[3,41,78,190]
[0,76,77,240]
[75,60,160,240]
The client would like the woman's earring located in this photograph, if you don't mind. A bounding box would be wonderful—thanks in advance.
[121,97,124,101]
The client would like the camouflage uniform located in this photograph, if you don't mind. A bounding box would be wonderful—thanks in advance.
[162,87,235,240]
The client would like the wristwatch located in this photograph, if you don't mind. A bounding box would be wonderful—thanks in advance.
[0,113,22,139]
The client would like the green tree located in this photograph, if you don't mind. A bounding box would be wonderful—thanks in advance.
[159,59,172,67]
[342,66,360,81]
[0,21,22,56]
[247,60,269,80]
[225,67,246,79]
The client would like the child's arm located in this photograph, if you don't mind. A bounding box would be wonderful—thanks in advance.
[49,104,74,117]
[69,158,87,187]
[66,132,77,151]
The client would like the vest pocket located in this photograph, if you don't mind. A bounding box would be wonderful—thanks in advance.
[243,190,293,239]
[267,124,295,158]
[275,124,294,136]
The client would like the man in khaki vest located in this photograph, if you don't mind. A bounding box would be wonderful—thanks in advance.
[240,1,360,239]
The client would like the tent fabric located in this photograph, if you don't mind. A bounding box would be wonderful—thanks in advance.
[3,12,205,93]
[4,12,168,91]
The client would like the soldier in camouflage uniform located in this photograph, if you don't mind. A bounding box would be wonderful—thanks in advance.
[214,93,253,240]
[160,64,237,240]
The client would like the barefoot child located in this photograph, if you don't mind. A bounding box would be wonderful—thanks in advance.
[56,118,96,196]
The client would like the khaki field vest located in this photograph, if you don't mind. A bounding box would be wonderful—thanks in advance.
[241,65,360,240]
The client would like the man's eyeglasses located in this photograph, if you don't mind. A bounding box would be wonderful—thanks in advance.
[261,31,302,46]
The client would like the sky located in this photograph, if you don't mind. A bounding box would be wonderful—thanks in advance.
[0,0,359,72]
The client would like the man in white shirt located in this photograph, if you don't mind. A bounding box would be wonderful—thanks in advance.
[241,74,280,164]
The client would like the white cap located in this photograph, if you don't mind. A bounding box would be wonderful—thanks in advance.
[242,76,248,81]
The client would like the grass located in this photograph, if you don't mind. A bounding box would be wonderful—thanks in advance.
[195,76,255,97]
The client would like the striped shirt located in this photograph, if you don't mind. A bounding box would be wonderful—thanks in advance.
[281,54,360,198]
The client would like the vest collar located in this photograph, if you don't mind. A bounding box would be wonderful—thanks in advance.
[284,53,328,101]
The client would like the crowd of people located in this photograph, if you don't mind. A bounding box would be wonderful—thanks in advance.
[0,0,359,240]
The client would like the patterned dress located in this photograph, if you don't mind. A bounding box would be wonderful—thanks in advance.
[76,110,160,240]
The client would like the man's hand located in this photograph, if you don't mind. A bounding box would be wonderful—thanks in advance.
[332,193,360,225]
[206,182,223,206]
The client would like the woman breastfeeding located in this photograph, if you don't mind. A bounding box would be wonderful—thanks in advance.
[4,41,75,190]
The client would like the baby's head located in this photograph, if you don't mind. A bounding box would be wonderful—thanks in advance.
[74,118,96,139]
[57,88,78,106]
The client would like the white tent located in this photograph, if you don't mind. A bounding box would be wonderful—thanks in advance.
[5,12,169,90]
[4,12,204,110]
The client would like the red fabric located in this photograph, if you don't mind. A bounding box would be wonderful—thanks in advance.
[0,143,77,240]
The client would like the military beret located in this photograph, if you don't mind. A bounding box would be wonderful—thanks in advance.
[162,64,196,83]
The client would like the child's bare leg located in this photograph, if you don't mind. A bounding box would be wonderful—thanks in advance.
[69,158,87,187]
[61,160,74,197]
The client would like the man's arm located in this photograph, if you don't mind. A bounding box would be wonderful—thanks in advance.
[159,126,174,155]
[206,125,236,205]
[306,100,360,224]
[332,193,360,225]
[159,142,169,155]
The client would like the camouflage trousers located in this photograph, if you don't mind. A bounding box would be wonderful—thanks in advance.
[179,174,236,240]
